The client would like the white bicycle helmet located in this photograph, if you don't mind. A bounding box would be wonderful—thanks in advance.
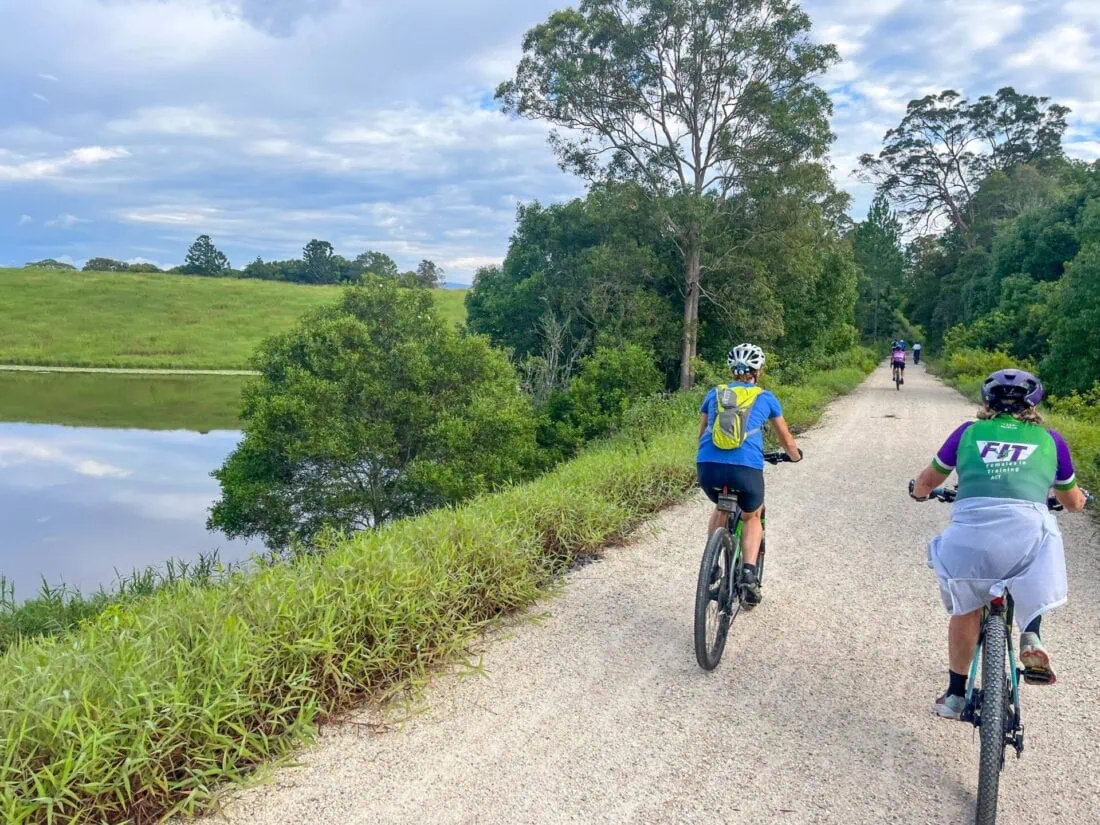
[727,343,765,374]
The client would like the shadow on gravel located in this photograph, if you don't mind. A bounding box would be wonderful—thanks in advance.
[618,583,977,821]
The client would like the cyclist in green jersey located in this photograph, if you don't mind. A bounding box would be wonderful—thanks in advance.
[910,369,1088,719]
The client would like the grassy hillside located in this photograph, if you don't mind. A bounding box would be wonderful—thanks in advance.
[0,268,467,369]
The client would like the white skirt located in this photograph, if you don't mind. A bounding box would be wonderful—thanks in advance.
[926,497,1067,631]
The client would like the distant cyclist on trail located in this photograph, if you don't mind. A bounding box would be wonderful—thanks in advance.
[910,369,1089,719]
[913,342,922,365]
[890,344,906,384]
[697,343,802,604]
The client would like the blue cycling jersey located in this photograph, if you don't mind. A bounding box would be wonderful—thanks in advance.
[697,384,783,470]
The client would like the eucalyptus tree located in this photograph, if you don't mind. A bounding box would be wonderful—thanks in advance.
[497,0,838,388]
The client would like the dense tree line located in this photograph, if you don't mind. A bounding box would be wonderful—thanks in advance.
[211,2,1099,548]
[25,235,443,288]
[212,0,867,548]
[856,84,1100,397]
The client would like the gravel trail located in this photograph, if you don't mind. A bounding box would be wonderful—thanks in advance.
[200,364,1100,825]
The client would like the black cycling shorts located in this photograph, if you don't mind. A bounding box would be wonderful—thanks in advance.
[697,462,765,512]
[893,361,906,370]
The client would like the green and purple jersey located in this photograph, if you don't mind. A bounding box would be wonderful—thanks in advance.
[932,416,1076,504]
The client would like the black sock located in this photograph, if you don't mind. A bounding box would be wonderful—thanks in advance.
[947,670,968,698]
[1025,615,1042,636]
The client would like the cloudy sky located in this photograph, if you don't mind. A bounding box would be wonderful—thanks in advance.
[2,0,1099,281]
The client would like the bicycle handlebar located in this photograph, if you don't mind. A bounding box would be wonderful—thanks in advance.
[910,481,1092,512]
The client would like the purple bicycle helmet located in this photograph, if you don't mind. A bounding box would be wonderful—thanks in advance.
[981,369,1044,413]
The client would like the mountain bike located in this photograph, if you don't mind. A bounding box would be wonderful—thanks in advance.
[923,485,1084,825]
[693,451,796,671]
[892,363,904,390]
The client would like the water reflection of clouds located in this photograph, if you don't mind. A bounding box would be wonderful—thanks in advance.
[0,423,261,599]
[0,436,132,479]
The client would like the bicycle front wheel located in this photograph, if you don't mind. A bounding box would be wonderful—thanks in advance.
[694,526,736,670]
[976,617,1008,825]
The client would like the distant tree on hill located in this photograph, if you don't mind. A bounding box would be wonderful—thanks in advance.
[181,234,231,276]
[354,250,399,279]
[301,239,337,284]
[24,258,76,270]
[126,262,163,273]
[83,257,129,272]
[414,259,443,288]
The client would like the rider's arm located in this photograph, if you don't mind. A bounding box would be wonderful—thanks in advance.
[912,464,949,499]
[769,416,801,462]
[1051,430,1087,512]
[698,388,717,440]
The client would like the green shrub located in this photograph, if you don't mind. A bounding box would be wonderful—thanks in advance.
[209,280,538,549]
[939,348,1029,381]
[564,344,663,440]
[537,344,664,459]
[1047,383,1100,425]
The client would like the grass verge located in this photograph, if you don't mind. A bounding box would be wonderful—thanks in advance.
[0,269,466,369]
[0,348,874,824]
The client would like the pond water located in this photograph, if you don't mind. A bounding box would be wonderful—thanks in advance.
[0,372,262,600]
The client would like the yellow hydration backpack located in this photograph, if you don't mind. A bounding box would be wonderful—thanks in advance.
[711,383,764,450]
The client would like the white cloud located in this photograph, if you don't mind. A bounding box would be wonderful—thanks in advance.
[16,214,33,226]
[32,92,49,103]
[108,106,239,137]
[38,72,58,81]
[1009,25,1094,72]
[0,0,1098,275]
[45,213,89,229]
[0,146,130,183]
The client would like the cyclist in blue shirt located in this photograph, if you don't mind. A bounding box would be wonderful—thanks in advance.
[697,343,802,603]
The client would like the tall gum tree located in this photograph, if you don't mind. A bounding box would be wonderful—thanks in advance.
[857,87,1069,241]
[497,0,838,388]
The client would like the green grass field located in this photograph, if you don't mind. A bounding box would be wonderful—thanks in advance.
[0,268,467,370]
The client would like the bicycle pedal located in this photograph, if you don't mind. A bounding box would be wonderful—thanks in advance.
[1022,667,1056,686]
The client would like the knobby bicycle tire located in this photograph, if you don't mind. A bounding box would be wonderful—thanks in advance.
[694,526,736,670]
[976,616,1008,825]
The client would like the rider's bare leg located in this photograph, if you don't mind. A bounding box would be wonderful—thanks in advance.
[740,506,764,566]
[949,609,982,677]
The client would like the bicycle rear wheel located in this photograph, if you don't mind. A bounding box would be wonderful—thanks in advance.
[976,617,1008,825]
[694,526,737,670]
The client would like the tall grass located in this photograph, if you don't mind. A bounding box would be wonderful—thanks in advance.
[0,269,466,369]
[0,553,247,654]
[0,350,874,824]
